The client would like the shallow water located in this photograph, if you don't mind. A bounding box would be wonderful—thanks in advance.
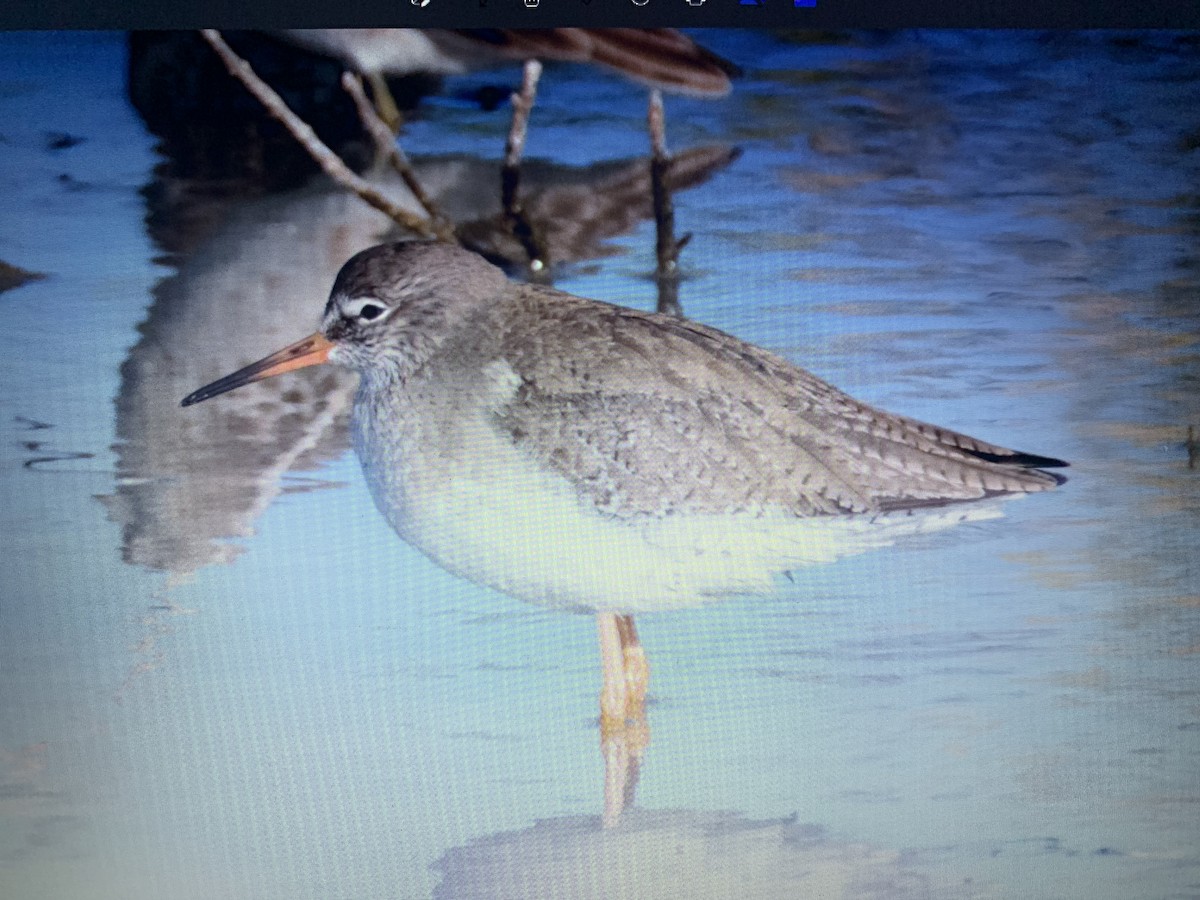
[1,29,1198,900]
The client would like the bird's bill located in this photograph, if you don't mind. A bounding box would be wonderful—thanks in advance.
[180,332,333,407]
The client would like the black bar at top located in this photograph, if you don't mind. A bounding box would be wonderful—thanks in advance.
[4,0,1199,31]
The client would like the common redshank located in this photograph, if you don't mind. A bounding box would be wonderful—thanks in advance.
[182,241,1066,732]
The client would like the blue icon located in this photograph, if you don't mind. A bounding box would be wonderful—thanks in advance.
[794,0,816,6]
[739,0,763,6]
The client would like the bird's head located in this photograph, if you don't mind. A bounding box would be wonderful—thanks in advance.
[181,241,507,407]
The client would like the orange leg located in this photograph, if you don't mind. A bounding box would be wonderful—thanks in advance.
[597,612,651,731]
[616,614,649,721]
[597,611,627,733]
[597,612,651,827]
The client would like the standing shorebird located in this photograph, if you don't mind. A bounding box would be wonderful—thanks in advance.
[182,241,1065,733]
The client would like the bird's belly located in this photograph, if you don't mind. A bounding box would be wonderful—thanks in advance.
[362,425,716,613]
[357,409,1011,615]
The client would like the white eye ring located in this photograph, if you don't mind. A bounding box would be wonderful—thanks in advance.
[344,297,389,323]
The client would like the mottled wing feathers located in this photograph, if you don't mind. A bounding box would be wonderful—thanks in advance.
[494,288,1064,519]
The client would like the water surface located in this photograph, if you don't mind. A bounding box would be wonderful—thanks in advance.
[1,29,1198,900]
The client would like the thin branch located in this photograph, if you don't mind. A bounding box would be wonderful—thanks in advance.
[502,60,548,274]
[504,60,542,171]
[199,29,439,240]
[342,70,402,165]
[340,72,455,243]
[649,90,687,316]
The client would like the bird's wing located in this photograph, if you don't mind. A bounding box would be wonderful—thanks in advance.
[492,290,1062,520]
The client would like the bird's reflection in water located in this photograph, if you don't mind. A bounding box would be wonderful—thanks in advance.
[432,808,969,899]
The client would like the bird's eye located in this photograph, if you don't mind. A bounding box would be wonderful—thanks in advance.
[358,303,386,322]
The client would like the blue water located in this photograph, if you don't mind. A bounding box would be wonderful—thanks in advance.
[1,29,1198,899]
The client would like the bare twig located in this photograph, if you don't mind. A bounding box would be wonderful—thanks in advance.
[502,60,547,274]
[342,71,403,169]
[504,60,542,171]
[340,72,455,243]
[199,30,439,239]
[648,90,688,317]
